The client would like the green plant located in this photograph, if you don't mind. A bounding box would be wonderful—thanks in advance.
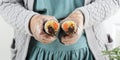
[102,46,120,60]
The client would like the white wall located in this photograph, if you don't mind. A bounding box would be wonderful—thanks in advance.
[0,16,13,60]
[103,9,120,47]
[0,10,120,60]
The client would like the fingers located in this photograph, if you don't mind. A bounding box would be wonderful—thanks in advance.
[33,27,57,44]
[39,33,57,44]
[33,32,57,44]
[61,30,83,45]
[60,29,82,45]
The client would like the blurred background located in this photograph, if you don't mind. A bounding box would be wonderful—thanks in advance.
[0,9,120,60]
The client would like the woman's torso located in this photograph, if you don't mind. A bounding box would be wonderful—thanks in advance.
[26,0,94,60]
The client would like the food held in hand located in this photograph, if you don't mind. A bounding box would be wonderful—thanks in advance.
[44,20,60,35]
[61,20,77,35]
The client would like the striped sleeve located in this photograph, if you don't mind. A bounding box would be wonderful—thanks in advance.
[76,0,120,28]
[0,0,38,36]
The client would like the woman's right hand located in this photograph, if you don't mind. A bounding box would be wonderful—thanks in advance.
[30,15,58,44]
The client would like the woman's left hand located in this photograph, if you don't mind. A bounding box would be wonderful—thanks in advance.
[60,10,84,45]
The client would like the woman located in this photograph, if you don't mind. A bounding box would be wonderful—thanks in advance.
[0,0,120,60]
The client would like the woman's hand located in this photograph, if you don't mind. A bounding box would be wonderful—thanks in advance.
[30,15,59,44]
[60,10,84,45]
